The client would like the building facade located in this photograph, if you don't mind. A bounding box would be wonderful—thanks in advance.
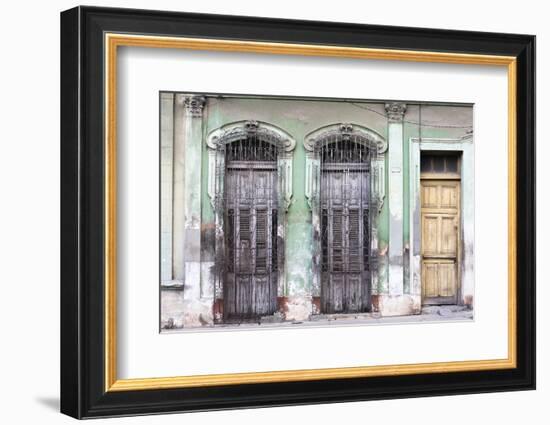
[160,93,474,329]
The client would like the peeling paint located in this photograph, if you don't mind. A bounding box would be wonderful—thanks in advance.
[376,294,421,317]
[161,96,473,328]
[403,244,410,293]
[284,296,313,322]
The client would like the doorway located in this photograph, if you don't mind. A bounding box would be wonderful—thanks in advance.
[320,138,372,313]
[420,153,461,305]
[223,138,279,321]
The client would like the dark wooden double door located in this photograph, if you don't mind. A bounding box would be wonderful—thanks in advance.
[320,164,371,314]
[223,160,278,321]
[222,139,373,319]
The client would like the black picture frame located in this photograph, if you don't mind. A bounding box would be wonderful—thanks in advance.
[60,5,535,419]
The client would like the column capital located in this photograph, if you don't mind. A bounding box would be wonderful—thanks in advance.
[183,95,206,117]
[385,103,407,123]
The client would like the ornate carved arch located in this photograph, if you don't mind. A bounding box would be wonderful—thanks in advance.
[206,121,296,315]
[207,120,296,151]
[303,123,386,213]
[206,120,296,211]
[304,123,387,154]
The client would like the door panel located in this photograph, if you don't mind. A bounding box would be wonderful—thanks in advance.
[440,215,458,256]
[422,185,439,208]
[421,179,460,305]
[422,259,457,299]
[422,261,439,298]
[440,184,459,208]
[320,150,371,314]
[438,261,457,297]
[422,215,439,255]
[224,155,278,321]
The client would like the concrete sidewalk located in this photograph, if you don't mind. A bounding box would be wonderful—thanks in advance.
[163,305,473,332]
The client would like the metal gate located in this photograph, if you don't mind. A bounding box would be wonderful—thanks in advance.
[319,136,372,313]
[223,137,279,321]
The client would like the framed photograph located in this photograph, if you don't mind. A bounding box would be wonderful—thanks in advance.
[60,6,535,419]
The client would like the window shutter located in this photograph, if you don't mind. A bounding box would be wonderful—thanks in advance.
[271,209,278,271]
[348,209,360,272]
[255,209,267,273]
[227,209,235,272]
[239,210,250,240]
[321,209,329,272]
[332,209,343,272]
[363,209,370,271]
[239,209,251,272]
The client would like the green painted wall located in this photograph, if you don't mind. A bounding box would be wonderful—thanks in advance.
[402,104,473,292]
[402,104,474,238]
[200,96,472,297]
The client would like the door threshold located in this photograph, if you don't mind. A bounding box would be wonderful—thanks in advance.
[310,312,376,321]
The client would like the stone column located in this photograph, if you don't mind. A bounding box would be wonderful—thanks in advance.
[172,95,186,283]
[385,103,406,296]
[160,93,174,283]
[171,95,211,327]
[166,95,209,328]
[172,97,206,285]
[181,95,206,298]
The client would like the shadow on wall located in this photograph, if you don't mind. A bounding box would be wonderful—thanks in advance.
[35,396,59,412]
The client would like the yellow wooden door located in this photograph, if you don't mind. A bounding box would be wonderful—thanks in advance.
[421,180,460,304]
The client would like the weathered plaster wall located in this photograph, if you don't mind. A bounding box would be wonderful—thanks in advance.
[202,97,389,321]
[403,104,474,237]
[403,105,474,244]
[161,95,474,328]
[160,93,174,283]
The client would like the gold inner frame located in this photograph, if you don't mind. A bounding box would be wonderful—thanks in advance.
[104,33,517,392]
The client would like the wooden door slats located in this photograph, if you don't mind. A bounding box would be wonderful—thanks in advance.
[320,139,372,313]
[421,179,460,305]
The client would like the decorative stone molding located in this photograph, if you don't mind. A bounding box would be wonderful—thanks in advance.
[206,121,296,211]
[385,103,407,123]
[303,123,387,212]
[371,158,386,214]
[207,120,296,152]
[461,131,474,141]
[244,120,259,134]
[304,123,387,154]
[183,95,206,117]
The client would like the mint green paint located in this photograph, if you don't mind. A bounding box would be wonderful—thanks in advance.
[201,97,394,296]
[376,241,389,294]
[375,152,390,294]
[200,104,219,225]
[402,104,473,243]
[402,104,473,293]
[201,137,214,224]
[199,98,472,300]
[274,115,313,296]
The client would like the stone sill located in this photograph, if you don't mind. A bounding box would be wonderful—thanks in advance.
[160,280,184,290]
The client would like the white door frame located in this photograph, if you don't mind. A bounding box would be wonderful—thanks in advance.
[409,135,474,306]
